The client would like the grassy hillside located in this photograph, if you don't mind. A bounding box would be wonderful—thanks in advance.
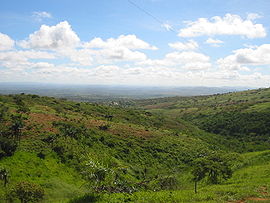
[0,88,270,202]
[78,150,270,202]
[0,93,231,202]
[135,88,270,152]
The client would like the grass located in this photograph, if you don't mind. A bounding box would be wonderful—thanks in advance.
[0,151,86,202]
[70,150,270,203]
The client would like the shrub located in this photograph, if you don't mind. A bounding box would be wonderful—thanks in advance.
[0,136,17,159]
[12,181,45,203]
[98,125,110,131]
[0,167,9,187]
[158,176,178,190]
[69,193,99,203]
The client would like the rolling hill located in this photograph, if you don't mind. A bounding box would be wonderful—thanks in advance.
[0,88,269,202]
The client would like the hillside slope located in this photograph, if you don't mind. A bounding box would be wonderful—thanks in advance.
[0,89,269,202]
[135,88,270,152]
[0,94,228,202]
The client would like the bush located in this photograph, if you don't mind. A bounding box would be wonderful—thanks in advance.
[0,136,17,159]
[69,193,99,203]
[12,181,45,203]
[98,125,110,131]
[158,176,178,190]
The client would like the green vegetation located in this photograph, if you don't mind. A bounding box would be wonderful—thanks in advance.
[12,181,44,203]
[136,87,270,152]
[0,88,269,202]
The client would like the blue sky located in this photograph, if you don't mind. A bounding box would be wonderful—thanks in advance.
[0,0,270,87]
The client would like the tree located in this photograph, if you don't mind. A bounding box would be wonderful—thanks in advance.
[9,114,25,141]
[0,136,17,159]
[13,181,44,203]
[53,121,86,139]
[191,151,233,193]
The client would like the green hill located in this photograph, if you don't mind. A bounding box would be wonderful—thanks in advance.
[135,87,270,152]
[0,88,270,202]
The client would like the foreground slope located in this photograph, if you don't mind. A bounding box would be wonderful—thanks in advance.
[86,150,270,202]
[0,94,226,202]
[0,90,269,202]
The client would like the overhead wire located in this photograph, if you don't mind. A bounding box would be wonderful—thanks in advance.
[127,0,208,86]
[127,0,207,52]
[127,0,178,34]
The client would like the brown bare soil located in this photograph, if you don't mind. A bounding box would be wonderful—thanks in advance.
[25,112,61,134]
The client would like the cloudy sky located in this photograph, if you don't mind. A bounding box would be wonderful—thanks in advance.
[0,0,270,87]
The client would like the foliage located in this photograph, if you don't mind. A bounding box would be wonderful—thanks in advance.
[53,121,87,139]
[12,181,44,203]
[0,136,17,159]
[157,176,178,190]
[198,111,270,139]
[191,151,233,185]
[135,88,270,152]
[69,193,100,203]
[0,167,8,187]
[9,114,25,140]
[0,89,269,202]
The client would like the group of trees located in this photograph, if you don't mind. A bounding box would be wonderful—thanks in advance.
[199,111,270,139]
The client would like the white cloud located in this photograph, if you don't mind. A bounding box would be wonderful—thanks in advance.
[179,13,266,38]
[218,44,270,71]
[182,62,212,71]
[31,62,55,69]
[94,47,147,62]
[80,35,155,64]
[0,33,14,51]
[0,50,55,70]
[205,38,224,47]
[58,49,94,66]
[247,13,262,21]
[60,46,147,66]
[32,11,52,21]
[93,65,121,77]
[16,22,156,65]
[0,50,55,62]
[1,20,269,87]
[1,59,269,87]
[139,51,211,70]
[166,51,209,63]
[169,40,198,50]
[19,21,80,49]
[84,35,157,50]
[234,44,270,65]
[162,23,173,31]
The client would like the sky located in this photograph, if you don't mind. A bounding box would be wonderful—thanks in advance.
[0,0,270,87]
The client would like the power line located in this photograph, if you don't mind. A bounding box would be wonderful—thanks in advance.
[128,0,178,33]
[128,0,207,55]
[128,0,209,87]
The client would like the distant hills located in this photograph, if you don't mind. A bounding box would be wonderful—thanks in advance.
[0,82,251,102]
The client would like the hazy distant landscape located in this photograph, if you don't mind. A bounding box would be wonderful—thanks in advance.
[0,82,250,102]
